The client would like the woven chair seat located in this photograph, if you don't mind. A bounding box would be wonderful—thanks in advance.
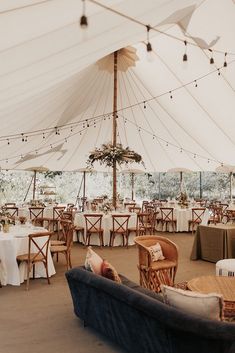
[50,245,67,252]
[17,253,44,262]
[50,239,65,246]
[150,259,177,270]
[88,227,104,233]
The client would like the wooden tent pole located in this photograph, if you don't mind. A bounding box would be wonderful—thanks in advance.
[112,51,118,209]
[32,170,37,200]
[131,173,134,200]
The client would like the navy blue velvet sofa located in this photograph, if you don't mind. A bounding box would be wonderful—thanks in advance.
[66,267,235,353]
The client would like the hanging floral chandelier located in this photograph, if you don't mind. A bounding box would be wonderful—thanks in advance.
[87,142,144,168]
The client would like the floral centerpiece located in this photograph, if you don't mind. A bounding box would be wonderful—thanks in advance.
[0,207,14,232]
[87,142,144,168]
[176,192,188,208]
[100,201,113,214]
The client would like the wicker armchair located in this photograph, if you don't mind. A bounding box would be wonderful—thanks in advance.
[134,236,178,293]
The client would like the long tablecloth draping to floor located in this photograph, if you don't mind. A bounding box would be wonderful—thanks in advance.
[155,207,210,232]
[74,212,137,246]
[0,225,56,286]
[190,223,235,262]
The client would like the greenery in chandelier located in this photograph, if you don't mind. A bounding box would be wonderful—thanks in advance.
[87,142,144,168]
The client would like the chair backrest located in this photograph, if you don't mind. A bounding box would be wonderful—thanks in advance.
[111,215,130,233]
[138,212,152,226]
[124,202,136,209]
[53,206,66,220]
[191,208,206,223]
[29,207,44,220]
[160,208,174,222]
[60,220,74,249]
[5,207,18,218]
[60,211,73,221]
[84,214,103,232]
[28,232,52,263]
[5,203,16,208]
[129,206,141,214]
[134,235,178,267]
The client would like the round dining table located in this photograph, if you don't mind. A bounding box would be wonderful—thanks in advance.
[0,224,56,286]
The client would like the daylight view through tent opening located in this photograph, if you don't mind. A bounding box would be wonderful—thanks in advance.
[1,1,235,353]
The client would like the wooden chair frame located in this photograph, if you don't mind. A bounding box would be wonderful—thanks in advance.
[5,207,18,218]
[134,235,178,293]
[84,214,104,246]
[160,207,176,232]
[50,220,74,270]
[17,232,52,290]
[110,215,131,248]
[188,208,206,232]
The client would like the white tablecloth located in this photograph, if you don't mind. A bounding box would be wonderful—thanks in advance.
[156,208,210,232]
[0,225,56,286]
[18,207,54,219]
[74,212,137,246]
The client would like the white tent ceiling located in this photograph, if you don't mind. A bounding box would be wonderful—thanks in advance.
[1,0,235,172]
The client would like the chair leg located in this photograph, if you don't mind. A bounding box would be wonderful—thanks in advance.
[43,261,51,285]
[26,262,31,291]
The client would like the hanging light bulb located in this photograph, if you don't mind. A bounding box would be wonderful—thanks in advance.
[146,25,154,62]
[182,40,188,70]
[223,52,228,67]
[209,49,214,64]
[80,0,88,28]
[183,40,188,62]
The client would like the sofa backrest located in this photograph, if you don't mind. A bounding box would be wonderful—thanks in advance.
[66,267,235,353]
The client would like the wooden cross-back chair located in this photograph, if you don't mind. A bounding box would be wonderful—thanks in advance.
[160,207,176,232]
[137,212,156,235]
[134,235,179,293]
[16,232,53,290]
[128,206,141,214]
[50,220,74,270]
[29,207,45,227]
[52,206,66,231]
[208,205,223,225]
[84,214,104,246]
[188,208,206,232]
[5,202,16,208]
[110,215,131,248]
[124,202,136,210]
[5,207,19,218]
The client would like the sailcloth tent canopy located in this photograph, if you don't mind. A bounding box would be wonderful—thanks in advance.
[1,0,235,172]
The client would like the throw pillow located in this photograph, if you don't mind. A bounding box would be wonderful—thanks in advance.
[84,246,103,275]
[101,260,122,283]
[148,243,165,262]
[161,285,224,321]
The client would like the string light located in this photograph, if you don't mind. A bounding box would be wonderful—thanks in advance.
[146,25,152,53]
[80,0,88,28]
[209,49,214,64]
[143,101,146,109]
[169,91,173,99]
[194,80,198,87]
[223,52,228,67]
[217,68,221,76]
[183,40,188,62]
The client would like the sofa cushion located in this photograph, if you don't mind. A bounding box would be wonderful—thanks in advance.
[119,274,164,303]
[84,246,103,275]
[101,260,122,283]
[161,285,224,321]
[147,243,165,261]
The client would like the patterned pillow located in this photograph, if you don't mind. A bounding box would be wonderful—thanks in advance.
[101,260,122,283]
[161,285,224,321]
[84,246,103,275]
[148,243,165,261]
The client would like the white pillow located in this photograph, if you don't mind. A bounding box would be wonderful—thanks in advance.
[84,246,103,275]
[161,285,224,321]
[148,243,165,261]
